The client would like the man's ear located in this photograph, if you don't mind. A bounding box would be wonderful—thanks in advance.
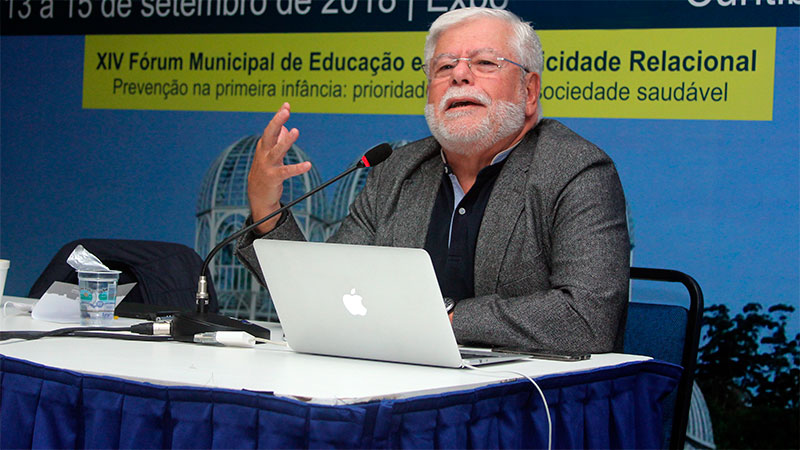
[525,72,541,117]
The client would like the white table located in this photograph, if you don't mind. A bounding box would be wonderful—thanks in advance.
[1,295,648,404]
[0,295,679,449]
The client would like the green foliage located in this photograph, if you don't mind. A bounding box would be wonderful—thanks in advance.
[696,303,799,449]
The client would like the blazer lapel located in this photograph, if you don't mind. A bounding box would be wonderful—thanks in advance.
[474,134,536,295]
[391,147,443,249]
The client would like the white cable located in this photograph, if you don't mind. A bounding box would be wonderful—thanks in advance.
[193,331,255,348]
[254,336,288,346]
[464,363,552,450]
[190,333,288,347]
[3,301,33,316]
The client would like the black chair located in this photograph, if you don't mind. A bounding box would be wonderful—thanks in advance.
[29,239,218,317]
[624,267,703,450]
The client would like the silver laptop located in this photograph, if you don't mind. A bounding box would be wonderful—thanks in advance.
[253,239,527,368]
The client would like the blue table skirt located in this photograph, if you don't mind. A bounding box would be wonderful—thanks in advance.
[0,355,680,449]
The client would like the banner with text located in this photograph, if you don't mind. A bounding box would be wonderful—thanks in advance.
[83,32,427,114]
[83,27,775,119]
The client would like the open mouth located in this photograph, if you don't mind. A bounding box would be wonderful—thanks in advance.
[446,99,484,110]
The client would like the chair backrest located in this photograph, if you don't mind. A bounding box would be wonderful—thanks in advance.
[624,267,703,450]
[28,239,218,313]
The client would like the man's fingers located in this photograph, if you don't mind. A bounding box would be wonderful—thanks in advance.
[255,126,299,167]
[261,161,311,185]
[262,102,291,148]
[247,103,307,233]
[268,127,299,164]
[274,161,311,181]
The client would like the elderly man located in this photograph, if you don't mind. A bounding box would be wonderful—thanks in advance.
[237,7,630,353]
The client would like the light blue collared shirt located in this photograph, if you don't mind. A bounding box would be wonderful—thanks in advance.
[440,143,520,246]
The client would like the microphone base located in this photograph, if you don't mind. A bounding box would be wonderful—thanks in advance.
[172,312,271,341]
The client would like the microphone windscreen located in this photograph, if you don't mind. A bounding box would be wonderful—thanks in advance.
[359,143,393,168]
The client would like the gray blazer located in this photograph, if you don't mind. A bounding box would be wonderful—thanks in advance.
[237,119,630,353]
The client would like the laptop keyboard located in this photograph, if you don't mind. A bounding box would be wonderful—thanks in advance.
[460,349,506,359]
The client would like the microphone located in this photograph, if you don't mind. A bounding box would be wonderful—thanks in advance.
[172,143,393,340]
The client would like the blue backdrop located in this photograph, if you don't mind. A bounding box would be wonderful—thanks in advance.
[1,4,798,335]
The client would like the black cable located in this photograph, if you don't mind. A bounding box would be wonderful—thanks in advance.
[0,326,131,341]
[0,330,65,341]
[0,322,265,346]
[69,331,172,342]
[0,322,171,342]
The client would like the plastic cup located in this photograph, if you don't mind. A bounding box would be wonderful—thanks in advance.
[78,270,121,326]
[0,259,9,300]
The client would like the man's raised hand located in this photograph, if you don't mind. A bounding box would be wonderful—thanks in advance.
[246,102,312,234]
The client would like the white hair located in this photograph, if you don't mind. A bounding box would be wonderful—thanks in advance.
[424,7,544,80]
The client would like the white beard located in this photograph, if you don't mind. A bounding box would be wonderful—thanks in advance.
[424,86,526,155]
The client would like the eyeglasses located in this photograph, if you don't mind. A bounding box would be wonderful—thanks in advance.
[424,51,530,79]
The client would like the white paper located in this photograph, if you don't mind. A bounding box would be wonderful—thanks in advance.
[31,281,137,323]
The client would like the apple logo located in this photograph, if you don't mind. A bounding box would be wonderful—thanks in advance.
[342,288,367,316]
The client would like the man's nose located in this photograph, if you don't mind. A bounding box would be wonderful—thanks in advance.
[450,59,474,86]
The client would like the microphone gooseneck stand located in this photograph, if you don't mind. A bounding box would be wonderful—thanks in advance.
[171,143,394,341]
